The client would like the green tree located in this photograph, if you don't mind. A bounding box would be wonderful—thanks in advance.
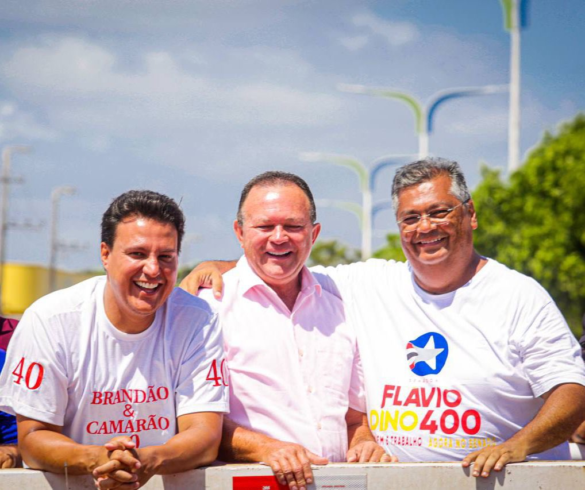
[373,233,406,262]
[308,240,361,267]
[474,113,585,334]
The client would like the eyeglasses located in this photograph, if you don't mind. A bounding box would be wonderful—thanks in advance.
[397,199,470,232]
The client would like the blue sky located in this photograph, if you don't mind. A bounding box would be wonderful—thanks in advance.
[0,0,583,270]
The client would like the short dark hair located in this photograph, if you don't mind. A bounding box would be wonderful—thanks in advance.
[391,157,471,210]
[101,190,185,252]
[237,171,317,225]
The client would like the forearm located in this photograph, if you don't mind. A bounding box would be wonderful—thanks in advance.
[138,413,223,476]
[346,409,375,449]
[20,430,106,474]
[508,383,585,454]
[219,417,276,462]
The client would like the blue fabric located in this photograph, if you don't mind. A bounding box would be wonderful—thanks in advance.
[0,349,17,444]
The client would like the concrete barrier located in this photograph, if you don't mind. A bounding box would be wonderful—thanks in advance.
[1,461,585,489]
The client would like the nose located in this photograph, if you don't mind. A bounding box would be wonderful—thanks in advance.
[143,255,161,277]
[416,215,437,233]
[270,225,289,244]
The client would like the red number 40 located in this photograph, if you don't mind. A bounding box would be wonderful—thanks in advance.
[12,357,44,390]
[206,359,229,387]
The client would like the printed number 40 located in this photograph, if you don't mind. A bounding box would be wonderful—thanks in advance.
[12,357,44,390]
[206,359,229,387]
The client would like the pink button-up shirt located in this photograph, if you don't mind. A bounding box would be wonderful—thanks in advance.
[198,256,365,462]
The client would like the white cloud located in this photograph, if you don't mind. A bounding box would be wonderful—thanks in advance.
[351,12,419,47]
[1,36,345,133]
[0,101,58,142]
[338,35,369,52]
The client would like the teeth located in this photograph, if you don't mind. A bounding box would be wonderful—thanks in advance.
[420,238,442,244]
[267,251,290,256]
[136,281,159,289]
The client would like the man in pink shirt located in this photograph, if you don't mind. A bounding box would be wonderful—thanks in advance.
[192,172,393,490]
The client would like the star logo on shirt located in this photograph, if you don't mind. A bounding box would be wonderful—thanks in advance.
[406,332,449,376]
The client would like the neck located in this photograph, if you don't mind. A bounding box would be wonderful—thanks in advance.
[412,250,486,295]
[270,275,303,312]
[103,284,154,334]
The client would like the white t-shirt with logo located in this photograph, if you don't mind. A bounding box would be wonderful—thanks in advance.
[313,258,585,461]
[0,276,229,449]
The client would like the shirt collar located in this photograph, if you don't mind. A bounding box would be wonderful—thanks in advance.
[236,255,322,298]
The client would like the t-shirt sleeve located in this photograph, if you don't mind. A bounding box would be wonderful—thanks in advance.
[0,309,69,425]
[348,345,366,413]
[516,300,585,397]
[175,313,229,416]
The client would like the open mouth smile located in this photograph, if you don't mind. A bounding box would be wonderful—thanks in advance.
[134,281,161,292]
[266,251,292,257]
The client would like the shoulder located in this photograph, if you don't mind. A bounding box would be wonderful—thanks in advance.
[166,287,216,320]
[312,259,408,297]
[25,276,105,321]
[479,259,553,302]
[192,267,240,314]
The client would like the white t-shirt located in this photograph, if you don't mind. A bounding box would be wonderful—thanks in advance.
[0,276,229,449]
[313,258,585,462]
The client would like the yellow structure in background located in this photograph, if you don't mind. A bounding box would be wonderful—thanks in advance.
[1,263,99,315]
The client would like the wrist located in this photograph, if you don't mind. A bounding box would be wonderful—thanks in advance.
[136,446,158,476]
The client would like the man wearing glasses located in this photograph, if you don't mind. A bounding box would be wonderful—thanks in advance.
[181,157,585,479]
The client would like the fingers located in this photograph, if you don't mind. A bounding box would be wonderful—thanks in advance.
[179,269,224,298]
[104,437,136,452]
[267,445,324,490]
[306,450,328,465]
[1,457,14,469]
[346,442,394,463]
[382,453,399,463]
[210,271,224,299]
[463,446,514,478]
[94,476,139,490]
[271,455,311,490]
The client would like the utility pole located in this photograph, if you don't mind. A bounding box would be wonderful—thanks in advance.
[0,145,30,313]
[49,186,76,292]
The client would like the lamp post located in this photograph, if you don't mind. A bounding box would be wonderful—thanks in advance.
[299,152,415,259]
[338,83,508,159]
[500,0,528,173]
[49,186,76,292]
[0,145,31,312]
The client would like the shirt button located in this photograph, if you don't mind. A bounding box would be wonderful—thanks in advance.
[298,349,304,357]
[317,422,322,430]
[308,386,314,393]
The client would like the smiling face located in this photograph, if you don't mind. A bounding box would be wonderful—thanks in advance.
[101,215,178,333]
[397,174,477,269]
[235,183,320,296]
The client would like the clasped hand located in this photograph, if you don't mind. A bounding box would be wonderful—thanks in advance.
[93,437,143,489]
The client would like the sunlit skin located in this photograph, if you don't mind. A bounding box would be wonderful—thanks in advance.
[234,184,321,310]
[396,174,485,294]
[101,216,179,333]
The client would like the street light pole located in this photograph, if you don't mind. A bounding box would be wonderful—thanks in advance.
[299,152,415,259]
[500,0,527,173]
[0,145,31,313]
[49,186,76,292]
[338,84,508,159]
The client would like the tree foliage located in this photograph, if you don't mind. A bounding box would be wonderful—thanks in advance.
[373,233,406,262]
[308,239,361,267]
[473,113,585,333]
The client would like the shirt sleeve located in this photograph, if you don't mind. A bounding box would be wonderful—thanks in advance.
[348,345,366,413]
[175,313,230,416]
[515,300,585,398]
[0,309,69,426]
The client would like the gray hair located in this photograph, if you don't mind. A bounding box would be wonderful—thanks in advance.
[391,157,471,211]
